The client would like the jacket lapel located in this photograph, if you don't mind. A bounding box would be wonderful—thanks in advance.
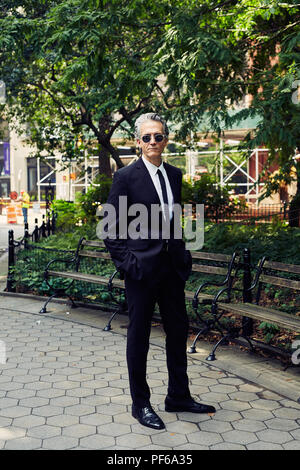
[163,162,179,203]
[134,157,160,205]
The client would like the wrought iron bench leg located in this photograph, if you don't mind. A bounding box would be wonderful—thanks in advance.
[39,292,59,314]
[103,309,119,331]
[240,335,255,353]
[206,334,232,361]
[67,294,77,309]
[188,325,210,353]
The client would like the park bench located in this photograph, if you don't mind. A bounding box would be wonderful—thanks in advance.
[39,237,239,332]
[203,256,300,362]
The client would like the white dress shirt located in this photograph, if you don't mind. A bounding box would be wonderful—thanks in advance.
[142,155,174,220]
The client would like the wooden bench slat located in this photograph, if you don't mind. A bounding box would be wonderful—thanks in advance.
[185,290,214,301]
[217,302,300,333]
[82,240,106,248]
[192,264,228,275]
[260,274,300,291]
[264,260,300,275]
[48,270,125,288]
[48,271,217,302]
[190,251,235,262]
[79,250,111,259]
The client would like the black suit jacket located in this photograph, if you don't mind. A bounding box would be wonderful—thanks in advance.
[103,157,192,281]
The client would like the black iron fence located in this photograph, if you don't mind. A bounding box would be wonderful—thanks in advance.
[6,212,57,292]
[205,202,290,224]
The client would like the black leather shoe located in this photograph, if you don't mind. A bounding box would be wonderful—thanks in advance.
[132,405,165,430]
[165,397,216,414]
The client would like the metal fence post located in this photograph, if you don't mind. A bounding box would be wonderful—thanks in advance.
[6,230,15,292]
[24,223,29,249]
[42,215,46,238]
[34,218,39,242]
[242,247,253,336]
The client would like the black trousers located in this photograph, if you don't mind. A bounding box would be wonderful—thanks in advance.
[124,252,191,408]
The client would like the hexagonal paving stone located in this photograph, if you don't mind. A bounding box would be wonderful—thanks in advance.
[210,442,246,450]
[213,410,242,422]
[229,391,259,402]
[239,383,263,393]
[0,397,19,408]
[27,425,61,439]
[47,415,79,427]
[49,396,80,407]
[283,441,300,450]
[220,400,251,412]
[210,384,238,394]
[256,429,293,444]
[233,419,266,433]
[32,405,65,418]
[0,417,12,427]
[241,408,274,421]
[96,403,127,416]
[96,422,131,437]
[274,407,300,420]
[188,430,223,447]
[173,411,211,423]
[80,434,115,449]
[0,426,26,440]
[291,429,300,440]
[190,377,218,387]
[99,387,124,397]
[82,379,108,389]
[12,415,45,429]
[42,436,79,450]
[5,437,42,450]
[265,418,298,432]
[173,443,209,450]
[151,432,188,448]
[53,380,79,390]
[165,420,199,435]
[25,381,54,391]
[7,389,36,400]
[0,381,25,391]
[0,406,31,418]
[247,441,283,450]
[66,387,95,398]
[62,424,96,438]
[251,399,280,411]
[200,419,232,433]
[19,397,49,408]
[218,378,245,386]
[64,404,96,416]
[199,392,229,403]
[222,429,257,445]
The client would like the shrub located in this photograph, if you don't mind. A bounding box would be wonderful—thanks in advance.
[50,199,77,232]
[76,174,112,223]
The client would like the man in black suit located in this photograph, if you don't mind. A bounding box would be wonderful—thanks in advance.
[104,113,215,430]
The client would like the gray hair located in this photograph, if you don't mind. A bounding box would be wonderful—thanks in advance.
[134,113,169,139]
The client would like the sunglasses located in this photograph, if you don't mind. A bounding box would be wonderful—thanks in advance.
[141,134,165,143]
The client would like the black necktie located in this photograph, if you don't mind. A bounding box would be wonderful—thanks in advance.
[157,168,168,208]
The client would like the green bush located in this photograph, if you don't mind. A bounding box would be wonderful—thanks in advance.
[76,174,112,223]
[181,173,246,221]
[50,199,77,232]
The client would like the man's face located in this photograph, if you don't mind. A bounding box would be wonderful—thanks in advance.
[137,120,168,161]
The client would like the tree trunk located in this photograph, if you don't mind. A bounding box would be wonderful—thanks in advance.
[98,144,112,178]
[289,160,300,227]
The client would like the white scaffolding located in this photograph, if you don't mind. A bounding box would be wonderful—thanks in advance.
[35,142,276,204]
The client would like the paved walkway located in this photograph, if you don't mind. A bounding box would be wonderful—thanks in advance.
[0,293,300,450]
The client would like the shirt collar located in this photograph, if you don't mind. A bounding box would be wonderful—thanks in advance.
[142,155,164,176]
